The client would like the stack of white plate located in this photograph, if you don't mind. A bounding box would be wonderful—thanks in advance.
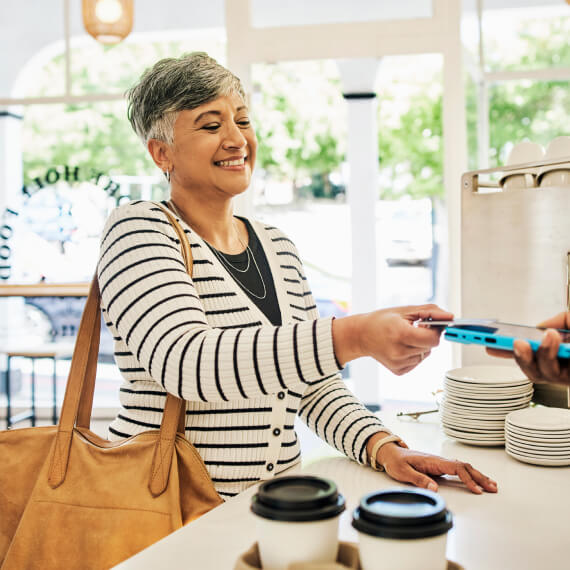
[505,407,570,466]
[441,365,533,446]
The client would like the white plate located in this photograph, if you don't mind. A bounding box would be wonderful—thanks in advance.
[443,426,506,440]
[505,420,570,433]
[441,415,505,429]
[507,446,570,457]
[445,379,531,391]
[505,448,570,466]
[443,389,533,402]
[443,386,533,399]
[505,442,570,457]
[444,376,532,389]
[444,434,505,447]
[445,365,530,384]
[441,412,509,423]
[506,407,570,430]
[506,432,570,447]
[443,395,533,409]
[441,412,505,426]
[442,424,504,437]
[505,429,570,443]
[443,397,532,410]
[505,441,570,457]
[505,423,570,438]
[441,404,512,419]
[443,378,534,394]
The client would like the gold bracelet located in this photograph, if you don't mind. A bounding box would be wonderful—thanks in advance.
[369,434,405,472]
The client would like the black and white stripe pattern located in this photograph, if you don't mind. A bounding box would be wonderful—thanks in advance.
[98,201,384,498]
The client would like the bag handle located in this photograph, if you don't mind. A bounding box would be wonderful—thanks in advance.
[48,202,194,497]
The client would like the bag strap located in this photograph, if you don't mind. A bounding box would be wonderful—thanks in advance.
[48,201,194,495]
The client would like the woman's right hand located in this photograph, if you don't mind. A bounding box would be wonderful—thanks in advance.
[333,304,453,375]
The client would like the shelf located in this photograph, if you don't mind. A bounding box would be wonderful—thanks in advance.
[0,282,90,297]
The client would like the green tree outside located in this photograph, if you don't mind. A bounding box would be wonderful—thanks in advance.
[19,19,569,199]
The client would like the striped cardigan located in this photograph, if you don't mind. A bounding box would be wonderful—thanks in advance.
[98,200,385,498]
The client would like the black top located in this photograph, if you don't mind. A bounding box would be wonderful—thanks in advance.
[206,217,282,326]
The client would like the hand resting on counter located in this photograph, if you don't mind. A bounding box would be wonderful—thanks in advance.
[367,432,498,496]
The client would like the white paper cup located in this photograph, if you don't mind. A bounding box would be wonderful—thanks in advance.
[251,475,345,570]
[501,172,535,190]
[537,135,570,188]
[538,169,570,187]
[499,141,544,190]
[352,488,452,570]
[255,516,340,570]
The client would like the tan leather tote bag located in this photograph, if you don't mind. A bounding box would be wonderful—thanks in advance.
[0,204,223,569]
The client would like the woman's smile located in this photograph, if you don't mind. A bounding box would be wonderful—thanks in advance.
[214,154,248,169]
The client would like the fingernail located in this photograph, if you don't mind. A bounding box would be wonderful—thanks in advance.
[428,482,438,492]
[513,346,521,357]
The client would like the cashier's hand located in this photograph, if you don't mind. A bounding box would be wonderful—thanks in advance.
[376,444,498,495]
[486,311,570,387]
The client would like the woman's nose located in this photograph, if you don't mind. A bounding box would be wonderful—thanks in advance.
[222,123,247,149]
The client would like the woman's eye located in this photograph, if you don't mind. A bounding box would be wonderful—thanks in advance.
[202,123,221,131]
[237,119,251,128]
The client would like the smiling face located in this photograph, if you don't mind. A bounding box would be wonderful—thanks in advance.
[168,93,257,200]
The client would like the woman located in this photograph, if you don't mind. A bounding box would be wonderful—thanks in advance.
[98,52,497,500]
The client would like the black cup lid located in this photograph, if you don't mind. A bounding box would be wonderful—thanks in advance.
[351,488,453,539]
[251,475,346,522]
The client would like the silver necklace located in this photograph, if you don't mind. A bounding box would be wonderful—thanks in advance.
[213,230,251,273]
[167,200,267,300]
[211,244,267,300]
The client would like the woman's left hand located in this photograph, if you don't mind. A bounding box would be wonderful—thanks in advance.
[377,443,498,495]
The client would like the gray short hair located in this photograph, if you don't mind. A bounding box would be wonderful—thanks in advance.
[126,52,246,145]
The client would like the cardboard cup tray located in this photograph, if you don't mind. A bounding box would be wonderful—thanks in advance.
[234,541,464,570]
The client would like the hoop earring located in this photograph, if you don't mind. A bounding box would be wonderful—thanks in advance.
[163,169,171,184]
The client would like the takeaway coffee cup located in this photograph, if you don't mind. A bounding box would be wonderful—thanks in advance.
[250,475,346,570]
[352,488,453,570]
[538,136,570,187]
[499,141,544,190]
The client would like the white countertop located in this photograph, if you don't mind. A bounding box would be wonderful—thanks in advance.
[115,412,569,570]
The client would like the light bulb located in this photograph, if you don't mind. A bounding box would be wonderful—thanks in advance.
[95,0,123,24]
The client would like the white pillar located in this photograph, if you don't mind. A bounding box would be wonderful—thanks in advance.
[337,58,381,409]
[476,0,490,170]
[442,1,467,366]
[225,0,254,220]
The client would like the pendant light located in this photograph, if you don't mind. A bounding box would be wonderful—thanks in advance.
[82,0,134,45]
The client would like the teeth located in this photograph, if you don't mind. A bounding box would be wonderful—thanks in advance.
[216,158,245,167]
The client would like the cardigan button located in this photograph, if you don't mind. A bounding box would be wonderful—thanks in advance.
[266,463,274,472]
[272,428,281,436]
[277,391,286,400]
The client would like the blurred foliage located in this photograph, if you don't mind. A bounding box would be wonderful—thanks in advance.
[20,17,569,198]
[377,90,443,200]
[481,14,570,72]
[252,61,345,199]
[21,37,226,182]
[465,15,570,169]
